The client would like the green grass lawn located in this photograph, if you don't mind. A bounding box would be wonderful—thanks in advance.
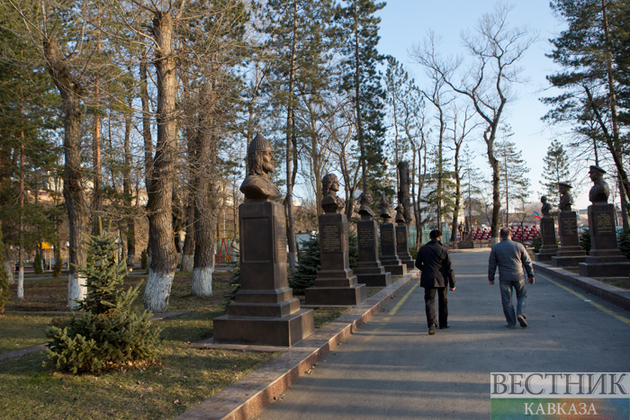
[0,269,392,419]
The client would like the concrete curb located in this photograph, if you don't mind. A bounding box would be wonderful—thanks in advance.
[175,269,420,420]
[533,261,630,311]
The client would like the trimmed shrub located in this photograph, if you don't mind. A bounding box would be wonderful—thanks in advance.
[45,232,161,374]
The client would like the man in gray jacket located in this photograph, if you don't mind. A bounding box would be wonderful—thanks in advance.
[488,228,535,328]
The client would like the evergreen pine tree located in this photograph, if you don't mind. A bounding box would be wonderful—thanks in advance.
[540,140,570,205]
[289,234,320,294]
[45,232,161,374]
[495,138,531,225]
[335,0,388,199]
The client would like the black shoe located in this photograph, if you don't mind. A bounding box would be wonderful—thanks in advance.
[439,324,450,329]
[428,324,436,335]
[517,315,528,328]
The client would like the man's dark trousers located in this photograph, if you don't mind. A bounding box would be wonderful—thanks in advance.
[424,287,448,328]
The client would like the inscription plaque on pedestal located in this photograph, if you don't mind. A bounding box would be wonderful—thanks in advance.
[379,222,407,276]
[535,216,558,263]
[579,203,630,277]
[551,210,586,267]
[305,174,366,306]
[353,192,391,287]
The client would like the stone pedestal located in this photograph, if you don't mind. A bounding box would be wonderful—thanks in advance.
[353,220,391,287]
[551,211,586,267]
[379,222,407,275]
[396,224,415,269]
[214,202,314,346]
[305,213,366,305]
[579,204,630,277]
[536,216,558,262]
[458,235,474,249]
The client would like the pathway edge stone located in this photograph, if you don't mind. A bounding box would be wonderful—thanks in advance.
[533,262,630,311]
[175,269,419,420]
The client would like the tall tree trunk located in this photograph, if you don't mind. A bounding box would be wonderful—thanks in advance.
[123,95,136,266]
[92,12,102,234]
[144,12,178,313]
[140,48,153,268]
[44,38,88,309]
[285,3,298,270]
[17,141,25,300]
[191,83,217,297]
[181,195,195,273]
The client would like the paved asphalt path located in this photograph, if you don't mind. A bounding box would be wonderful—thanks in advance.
[254,249,630,420]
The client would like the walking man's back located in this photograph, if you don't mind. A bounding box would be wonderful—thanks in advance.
[488,228,535,328]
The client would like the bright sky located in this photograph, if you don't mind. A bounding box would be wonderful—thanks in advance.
[376,0,596,210]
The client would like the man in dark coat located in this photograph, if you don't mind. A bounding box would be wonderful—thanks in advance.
[415,229,456,335]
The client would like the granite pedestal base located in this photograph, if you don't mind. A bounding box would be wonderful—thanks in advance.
[381,262,407,275]
[579,204,630,277]
[402,260,416,270]
[458,237,474,249]
[354,260,392,286]
[305,212,366,306]
[212,309,314,347]
[304,283,366,306]
[535,253,556,263]
[551,253,586,268]
[213,201,314,347]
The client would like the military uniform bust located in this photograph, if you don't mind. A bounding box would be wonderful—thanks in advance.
[379,193,392,220]
[588,165,609,204]
[541,196,552,217]
[558,182,574,212]
[321,173,345,214]
[240,134,281,201]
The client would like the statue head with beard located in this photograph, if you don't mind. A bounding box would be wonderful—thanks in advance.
[240,134,282,201]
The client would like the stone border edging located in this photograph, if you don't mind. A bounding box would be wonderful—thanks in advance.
[175,269,420,420]
[533,262,630,311]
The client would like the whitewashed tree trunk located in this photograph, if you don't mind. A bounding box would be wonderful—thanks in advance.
[144,270,174,313]
[192,265,213,296]
[181,255,194,272]
[67,273,86,309]
[3,260,14,285]
[17,267,24,300]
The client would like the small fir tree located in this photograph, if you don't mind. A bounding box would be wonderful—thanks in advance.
[45,232,161,374]
[540,140,570,205]
[223,257,240,310]
[580,228,591,254]
[618,229,630,260]
[289,234,321,294]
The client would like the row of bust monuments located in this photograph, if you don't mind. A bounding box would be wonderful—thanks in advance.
[536,165,630,278]
[213,135,416,347]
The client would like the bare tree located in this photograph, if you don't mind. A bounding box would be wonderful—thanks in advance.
[412,5,535,244]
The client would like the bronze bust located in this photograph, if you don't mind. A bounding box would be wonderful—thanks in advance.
[395,204,405,224]
[321,173,345,214]
[588,165,609,204]
[541,196,551,217]
[358,191,375,220]
[240,134,281,201]
[379,193,392,220]
[558,182,573,212]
